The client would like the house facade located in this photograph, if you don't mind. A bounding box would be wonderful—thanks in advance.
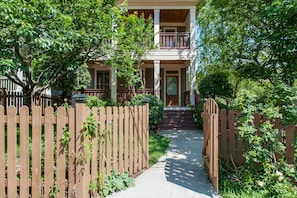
[86,0,198,107]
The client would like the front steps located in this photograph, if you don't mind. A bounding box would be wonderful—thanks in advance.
[157,109,199,130]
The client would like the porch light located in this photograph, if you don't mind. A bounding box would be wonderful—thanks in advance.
[72,93,86,103]
[142,97,150,104]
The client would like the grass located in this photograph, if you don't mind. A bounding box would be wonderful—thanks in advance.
[148,132,170,166]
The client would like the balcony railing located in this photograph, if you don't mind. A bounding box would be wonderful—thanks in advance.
[160,32,190,49]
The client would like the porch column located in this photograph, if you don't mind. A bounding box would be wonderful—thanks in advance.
[154,9,160,49]
[189,8,196,50]
[111,68,117,102]
[154,60,160,98]
[189,8,197,106]
[190,60,197,106]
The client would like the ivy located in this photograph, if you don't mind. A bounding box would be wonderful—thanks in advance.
[60,125,70,146]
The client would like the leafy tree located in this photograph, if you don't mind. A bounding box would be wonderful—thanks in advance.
[106,12,155,91]
[198,72,233,99]
[52,63,91,98]
[197,0,297,87]
[0,0,154,106]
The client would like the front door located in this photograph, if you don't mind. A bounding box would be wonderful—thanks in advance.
[166,76,178,106]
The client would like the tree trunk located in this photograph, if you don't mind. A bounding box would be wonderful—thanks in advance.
[22,87,32,108]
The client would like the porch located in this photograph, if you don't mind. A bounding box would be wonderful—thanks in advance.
[79,88,195,107]
[78,88,154,104]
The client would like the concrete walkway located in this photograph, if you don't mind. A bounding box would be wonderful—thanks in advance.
[108,130,221,198]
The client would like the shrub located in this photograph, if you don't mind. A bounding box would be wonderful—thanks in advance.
[86,96,106,108]
[198,72,233,99]
[131,94,164,130]
[222,79,297,197]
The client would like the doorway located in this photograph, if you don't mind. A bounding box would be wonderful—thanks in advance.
[166,76,178,106]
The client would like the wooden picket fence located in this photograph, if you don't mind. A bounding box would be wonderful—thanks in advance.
[219,109,296,166]
[202,98,296,192]
[0,103,149,198]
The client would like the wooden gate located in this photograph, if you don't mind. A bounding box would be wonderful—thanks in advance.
[201,98,219,192]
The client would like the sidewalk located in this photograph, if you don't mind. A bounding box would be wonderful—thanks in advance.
[108,130,221,198]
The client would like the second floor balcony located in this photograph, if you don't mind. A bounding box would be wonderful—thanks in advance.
[159,32,190,49]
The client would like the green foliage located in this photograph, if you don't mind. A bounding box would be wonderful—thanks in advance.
[49,183,59,198]
[198,1,297,194]
[149,133,170,166]
[100,170,134,197]
[82,115,98,140]
[61,125,70,145]
[106,13,155,88]
[197,0,297,87]
[53,63,91,92]
[86,96,106,109]
[130,94,164,130]
[224,79,297,197]
[198,72,233,99]
[0,0,154,106]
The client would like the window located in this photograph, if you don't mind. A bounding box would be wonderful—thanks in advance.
[96,71,109,89]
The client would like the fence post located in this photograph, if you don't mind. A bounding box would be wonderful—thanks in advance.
[75,102,90,198]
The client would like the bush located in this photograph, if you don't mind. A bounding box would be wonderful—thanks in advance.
[198,72,233,99]
[86,96,106,108]
[130,94,164,130]
[222,80,297,197]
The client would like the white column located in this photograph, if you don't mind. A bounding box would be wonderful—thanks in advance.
[154,9,160,49]
[189,8,197,106]
[190,8,196,50]
[190,60,197,106]
[154,60,160,98]
[111,68,117,102]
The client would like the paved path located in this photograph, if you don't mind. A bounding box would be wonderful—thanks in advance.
[108,130,221,198]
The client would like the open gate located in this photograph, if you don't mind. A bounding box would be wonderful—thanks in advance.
[201,98,219,192]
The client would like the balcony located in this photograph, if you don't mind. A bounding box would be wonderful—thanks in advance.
[159,32,190,49]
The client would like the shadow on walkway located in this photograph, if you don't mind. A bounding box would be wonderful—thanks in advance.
[108,130,220,198]
[165,158,213,196]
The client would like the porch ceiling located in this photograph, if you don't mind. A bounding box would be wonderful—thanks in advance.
[128,10,189,23]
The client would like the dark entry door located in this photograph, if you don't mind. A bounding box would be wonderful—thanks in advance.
[166,76,178,106]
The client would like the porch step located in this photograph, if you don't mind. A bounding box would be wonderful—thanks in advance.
[157,110,199,130]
